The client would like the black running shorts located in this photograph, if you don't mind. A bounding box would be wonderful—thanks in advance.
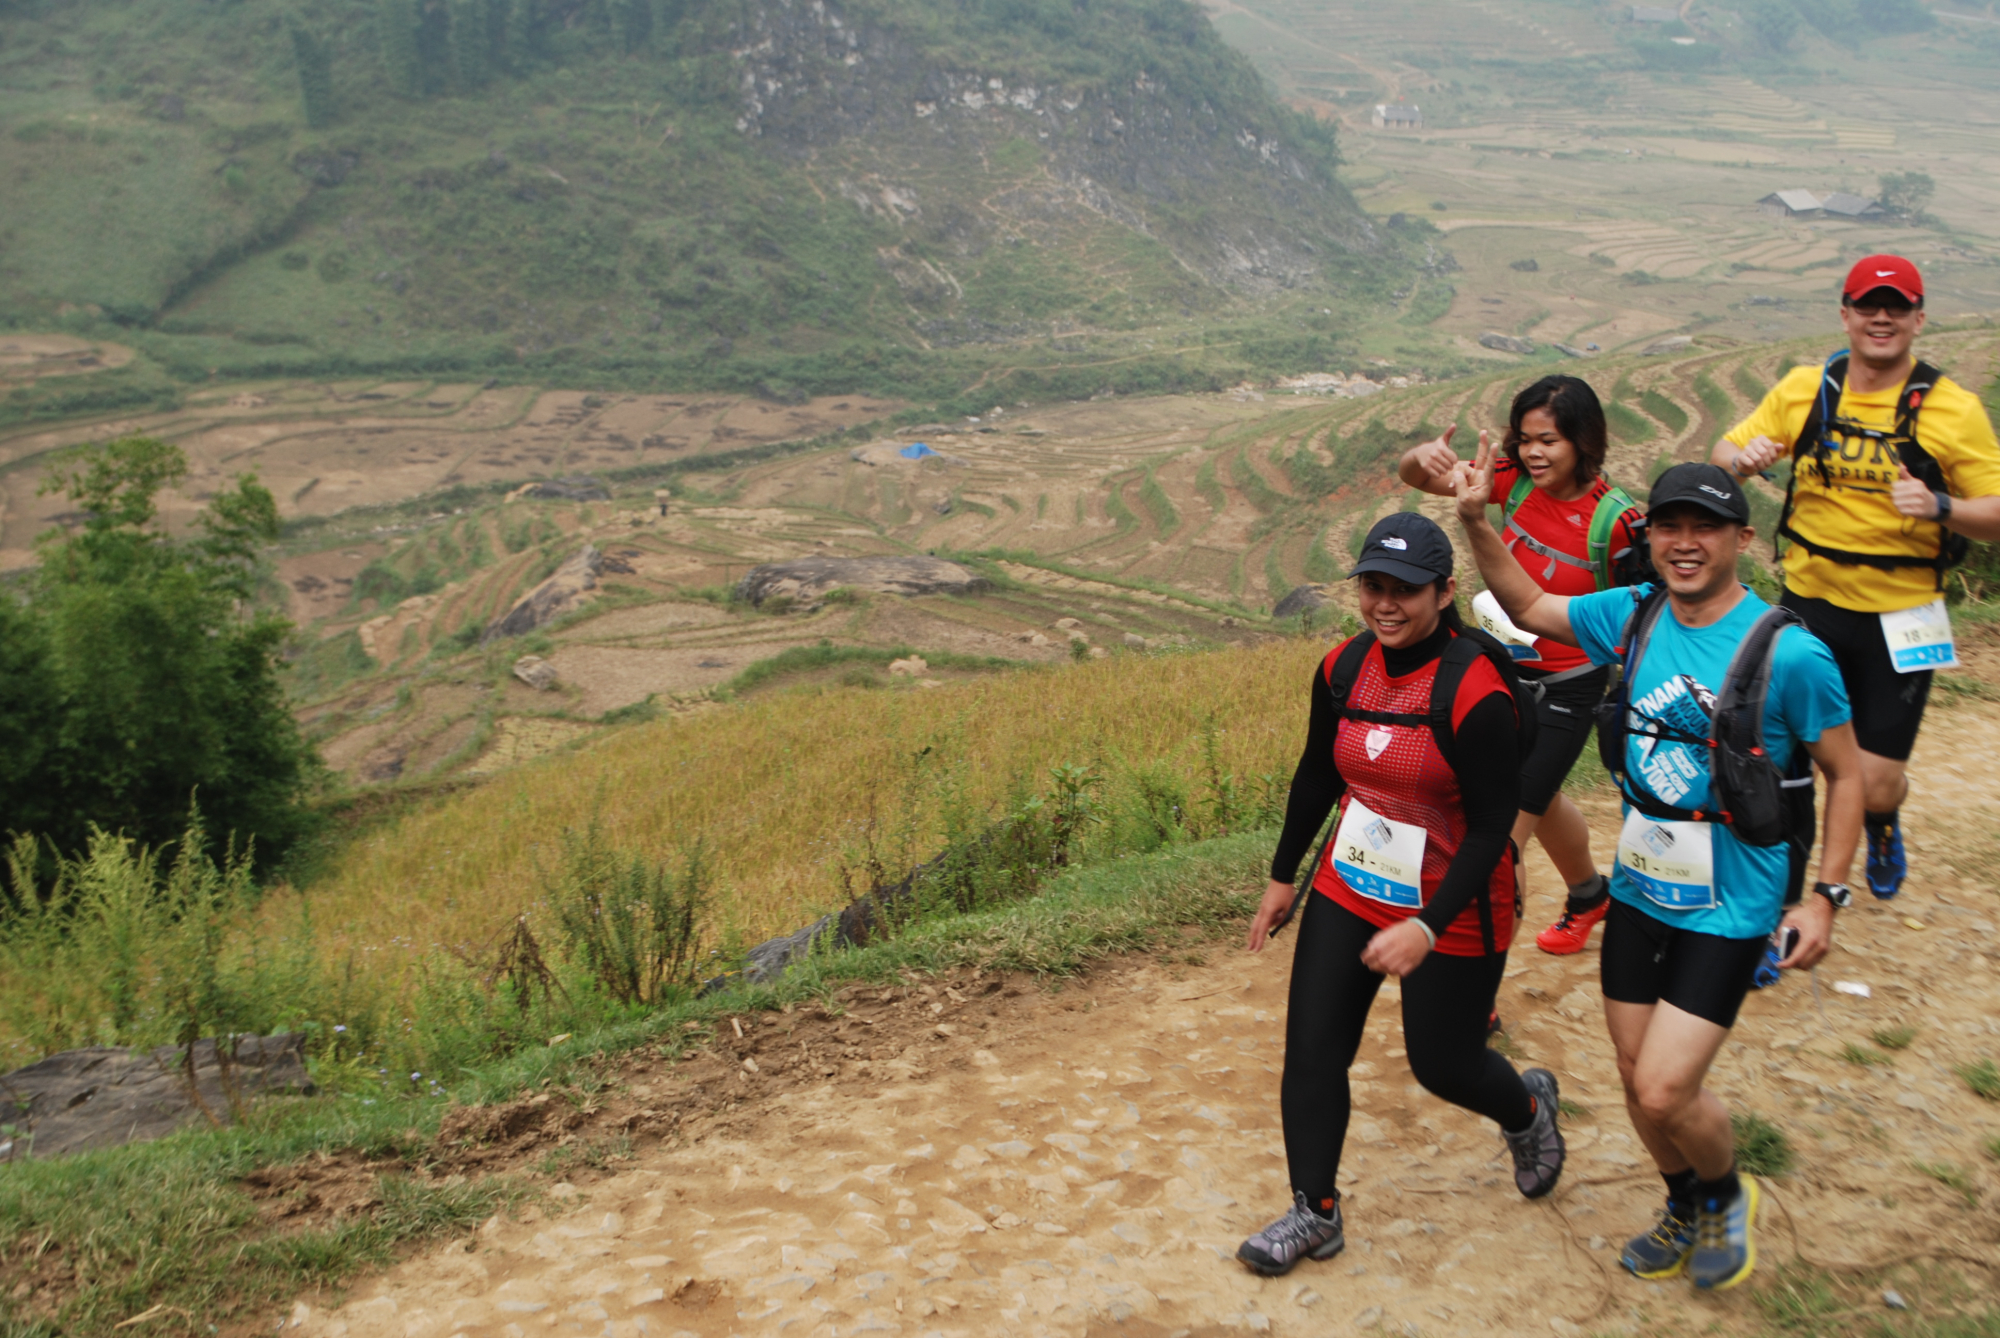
[1599,897,1770,1030]
[1780,590,1931,761]
[1516,664,1610,816]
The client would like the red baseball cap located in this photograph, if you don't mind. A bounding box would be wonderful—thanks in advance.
[1844,254,1924,304]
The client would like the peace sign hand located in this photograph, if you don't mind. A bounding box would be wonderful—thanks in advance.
[1891,462,1943,520]
[1453,430,1496,527]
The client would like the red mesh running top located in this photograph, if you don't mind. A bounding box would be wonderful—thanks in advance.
[1310,639,1520,956]
[1489,457,1641,673]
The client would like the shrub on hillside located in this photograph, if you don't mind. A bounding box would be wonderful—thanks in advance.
[0,437,316,870]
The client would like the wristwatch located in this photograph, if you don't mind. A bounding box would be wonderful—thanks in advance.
[1933,490,1954,524]
[1814,881,1853,909]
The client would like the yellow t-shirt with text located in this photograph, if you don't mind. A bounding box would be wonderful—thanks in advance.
[1725,363,2000,612]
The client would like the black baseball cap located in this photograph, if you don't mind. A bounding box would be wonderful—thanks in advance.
[1350,511,1455,585]
[1647,463,1751,525]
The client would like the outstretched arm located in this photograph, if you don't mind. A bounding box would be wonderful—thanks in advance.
[1397,424,1468,497]
[1451,430,1581,647]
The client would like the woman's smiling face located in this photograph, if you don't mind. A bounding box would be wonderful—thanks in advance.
[1516,406,1583,495]
[1355,571,1454,649]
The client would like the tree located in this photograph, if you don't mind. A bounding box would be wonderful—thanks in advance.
[506,0,543,71]
[2,438,317,870]
[1743,0,1800,51]
[450,0,493,88]
[378,0,425,94]
[289,19,338,128]
[616,0,654,53]
[1878,170,1935,220]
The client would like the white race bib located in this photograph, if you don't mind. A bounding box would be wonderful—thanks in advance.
[1473,589,1539,662]
[1879,598,1959,673]
[1616,810,1717,911]
[1332,796,1429,909]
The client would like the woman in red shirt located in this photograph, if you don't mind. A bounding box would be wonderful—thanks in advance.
[1235,513,1565,1278]
[1397,376,1641,955]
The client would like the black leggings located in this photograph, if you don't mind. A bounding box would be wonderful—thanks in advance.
[1281,893,1533,1201]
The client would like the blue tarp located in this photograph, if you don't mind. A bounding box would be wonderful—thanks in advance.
[899,442,936,459]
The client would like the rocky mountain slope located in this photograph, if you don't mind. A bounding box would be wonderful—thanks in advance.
[0,0,1402,398]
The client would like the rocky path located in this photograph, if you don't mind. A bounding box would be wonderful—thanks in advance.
[291,698,2000,1338]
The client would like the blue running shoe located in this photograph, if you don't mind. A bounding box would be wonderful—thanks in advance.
[1621,1204,1696,1279]
[1866,817,1907,899]
[1689,1175,1760,1291]
[1750,939,1783,990]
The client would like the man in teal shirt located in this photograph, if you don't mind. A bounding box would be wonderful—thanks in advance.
[1450,449,1864,1293]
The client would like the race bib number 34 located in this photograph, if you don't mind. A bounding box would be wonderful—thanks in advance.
[1880,598,1959,673]
[1616,811,1717,911]
[1332,797,1428,909]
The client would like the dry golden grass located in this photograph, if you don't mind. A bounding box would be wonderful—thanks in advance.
[295,639,1315,972]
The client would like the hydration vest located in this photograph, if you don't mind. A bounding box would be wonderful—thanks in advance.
[1499,472,1650,591]
[1315,626,1537,954]
[1594,587,1816,900]
[1777,351,1968,591]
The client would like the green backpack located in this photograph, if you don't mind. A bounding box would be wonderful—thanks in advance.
[1500,474,1647,590]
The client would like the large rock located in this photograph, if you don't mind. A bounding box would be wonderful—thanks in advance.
[735,556,988,607]
[0,1034,315,1159]
[1479,332,1536,355]
[1641,335,1694,356]
[1273,583,1333,620]
[482,546,602,643]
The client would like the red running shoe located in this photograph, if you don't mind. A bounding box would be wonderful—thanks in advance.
[1535,898,1608,955]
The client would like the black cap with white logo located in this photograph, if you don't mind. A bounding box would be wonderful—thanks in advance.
[1647,462,1751,525]
[1350,511,1456,585]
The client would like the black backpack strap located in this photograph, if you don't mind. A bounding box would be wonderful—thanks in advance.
[1324,632,1376,710]
[1426,628,1533,956]
[1596,586,1708,821]
[1779,354,1964,589]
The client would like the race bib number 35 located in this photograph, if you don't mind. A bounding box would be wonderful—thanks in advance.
[1332,797,1428,909]
[1880,598,1959,673]
[1616,811,1717,911]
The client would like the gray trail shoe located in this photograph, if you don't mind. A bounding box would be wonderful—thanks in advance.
[1502,1068,1566,1199]
[1236,1189,1344,1276]
[1620,1203,1696,1279]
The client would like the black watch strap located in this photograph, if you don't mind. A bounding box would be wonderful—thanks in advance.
[1934,491,1953,524]
[1813,881,1852,909]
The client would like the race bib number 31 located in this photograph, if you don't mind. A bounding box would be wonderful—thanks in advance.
[1880,598,1959,673]
[1332,797,1428,909]
[1616,811,1717,912]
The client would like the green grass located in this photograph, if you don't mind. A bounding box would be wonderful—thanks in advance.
[1139,465,1181,536]
[1915,1160,1981,1207]
[1841,1042,1889,1067]
[1230,450,1287,515]
[1732,1110,1795,1177]
[1693,370,1734,424]
[1606,400,1655,444]
[1956,1058,2000,1100]
[1734,365,1771,404]
[0,831,1272,1333]
[715,643,1016,698]
[1873,1024,1918,1050]
[1640,388,1689,434]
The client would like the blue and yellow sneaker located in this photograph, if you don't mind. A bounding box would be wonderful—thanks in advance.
[1620,1204,1696,1279]
[1689,1175,1760,1291]
[1866,816,1907,899]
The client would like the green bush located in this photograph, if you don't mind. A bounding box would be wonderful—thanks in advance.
[1732,1110,1795,1176]
[2,438,315,868]
[543,824,712,1007]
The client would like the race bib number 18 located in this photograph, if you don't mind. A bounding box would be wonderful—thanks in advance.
[1880,598,1959,674]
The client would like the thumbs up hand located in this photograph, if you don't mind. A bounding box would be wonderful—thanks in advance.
[1891,461,1943,520]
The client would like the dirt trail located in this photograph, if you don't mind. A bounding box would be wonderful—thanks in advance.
[291,693,2000,1338]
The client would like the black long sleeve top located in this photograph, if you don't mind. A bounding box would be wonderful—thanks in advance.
[1267,622,1521,943]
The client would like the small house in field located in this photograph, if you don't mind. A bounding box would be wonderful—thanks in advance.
[1820,192,1885,220]
[1630,5,1680,21]
[1372,104,1422,129]
[1759,189,1822,219]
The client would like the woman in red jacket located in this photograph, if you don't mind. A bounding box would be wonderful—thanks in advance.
[1397,376,1642,955]
[1236,513,1565,1278]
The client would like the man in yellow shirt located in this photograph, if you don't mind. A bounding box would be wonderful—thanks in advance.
[1713,255,2000,897]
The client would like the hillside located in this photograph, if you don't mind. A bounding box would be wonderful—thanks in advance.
[0,0,1409,401]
